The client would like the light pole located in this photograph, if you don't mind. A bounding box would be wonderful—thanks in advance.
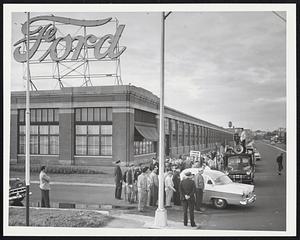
[154,11,171,228]
[25,12,31,226]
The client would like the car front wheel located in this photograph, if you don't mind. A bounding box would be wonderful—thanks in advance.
[212,198,227,209]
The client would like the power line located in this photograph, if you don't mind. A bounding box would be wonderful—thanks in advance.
[272,11,286,23]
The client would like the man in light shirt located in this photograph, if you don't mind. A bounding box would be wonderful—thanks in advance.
[39,165,50,208]
[194,168,205,212]
[137,167,150,212]
[165,170,176,208]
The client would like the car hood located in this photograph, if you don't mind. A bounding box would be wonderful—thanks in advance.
[212,182,254,195]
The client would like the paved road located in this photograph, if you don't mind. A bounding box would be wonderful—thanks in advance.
[163,140,286,230]
[23,140,286,230]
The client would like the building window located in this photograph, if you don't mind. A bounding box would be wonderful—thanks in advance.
[164,118,169,134]
[184,123,189,146]
[75,107,113,156]
[178,121,183,146]
[171,119,177,147]
[195,125,199,146]
[134,140,154,155]
[18,109,59,155]
[75,107,112,122]
[190,124,194,146]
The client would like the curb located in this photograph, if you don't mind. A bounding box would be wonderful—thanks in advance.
[28,201,136,211]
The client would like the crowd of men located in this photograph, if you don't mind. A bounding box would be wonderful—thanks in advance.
[113,150,225,226]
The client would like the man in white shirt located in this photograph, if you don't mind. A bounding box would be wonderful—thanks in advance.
[137,167,150,212]
[39,165,50,208]
[165,171,176,208]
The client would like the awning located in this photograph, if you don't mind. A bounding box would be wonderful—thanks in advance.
[135,125,158,141]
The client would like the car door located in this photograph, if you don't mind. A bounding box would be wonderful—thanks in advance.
[203,175,214,203]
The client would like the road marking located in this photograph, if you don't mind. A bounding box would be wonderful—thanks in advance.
[31,181,114,187]
[260,142,286,153]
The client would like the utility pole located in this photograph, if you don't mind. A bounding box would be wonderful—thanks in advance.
[25,11,31,226]
[154,11,171,228]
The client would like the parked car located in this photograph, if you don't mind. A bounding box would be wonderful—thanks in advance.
[223,153,255,184]
[180,168,256,209]
[9,178,28,205]
[254,151,261,161]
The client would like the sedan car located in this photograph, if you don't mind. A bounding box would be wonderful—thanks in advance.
[9,178,28,205]
[180,168,256,209]
[254,151,261,161]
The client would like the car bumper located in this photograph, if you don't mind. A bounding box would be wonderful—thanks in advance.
[240,194,256,206]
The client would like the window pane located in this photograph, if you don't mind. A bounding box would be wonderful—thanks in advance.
[50,125,59,135]
[75,108,81,121]
[19,125,25,135]
[54,109,59,122]
[100,108,106,121]
[88,125,99,135]
[76,125,87,134]
[81,108,87,121]
[42,109,48,122]
[50,136,59,154]
[88,136,99,155]
[40,125,49,135]
[94,108,100,121]
[36,109,42,122]
[101,146,112,156]
[30,125,38,134]
[88,108,94,122]
[107,108,112,121]
[30,136,38,154]
[19,135,25,154]
[101,125,112,135]
[30,109,36,122]
[76,136,87,155]
[48,109,53,122]
[40,136,48,154]
[19,109,25,122]
[101,136,112,145]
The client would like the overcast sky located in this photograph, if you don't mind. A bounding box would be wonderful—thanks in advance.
[10,11,286,132]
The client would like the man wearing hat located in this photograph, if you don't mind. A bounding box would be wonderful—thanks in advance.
[114,160,123,200]
[165,170,176,208]
[194,168,205,212]
[126,163,135,203]
[179,171,197,227]
[149,157,159,172]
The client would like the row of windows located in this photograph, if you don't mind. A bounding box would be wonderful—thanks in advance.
[18,125,59,155]
[165,118,232,147]
[134,140,155,155]
[18,109,59,123]
[75,125,112,156]
[75,108,112,122]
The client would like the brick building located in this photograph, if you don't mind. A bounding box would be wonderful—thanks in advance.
[10,85,233,166]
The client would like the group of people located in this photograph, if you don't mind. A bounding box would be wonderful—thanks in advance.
[113,155,211,227]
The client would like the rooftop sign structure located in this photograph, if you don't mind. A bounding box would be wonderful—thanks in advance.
[13,15,126,90]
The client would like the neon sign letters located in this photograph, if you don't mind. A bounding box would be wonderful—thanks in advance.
[13,15,126,63]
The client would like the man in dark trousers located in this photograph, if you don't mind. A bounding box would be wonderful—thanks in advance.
[194,168,205,212]
[114,160,123,199]
[179,171,197,227]
[276,153,284,175]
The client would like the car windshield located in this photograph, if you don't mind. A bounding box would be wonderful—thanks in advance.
[214,175,232,185]
[227,156,250,171]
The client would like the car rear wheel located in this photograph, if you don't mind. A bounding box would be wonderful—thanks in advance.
[212,198,227,209]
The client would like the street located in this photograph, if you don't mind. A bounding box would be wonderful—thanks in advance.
[23,140,286,230]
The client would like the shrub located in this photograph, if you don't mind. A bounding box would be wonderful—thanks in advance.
[10,165,106,174]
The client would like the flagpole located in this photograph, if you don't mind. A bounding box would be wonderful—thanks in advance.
[154,11,167,227]
[25,11,31,226]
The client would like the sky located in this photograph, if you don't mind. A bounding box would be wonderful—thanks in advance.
[10,11,286,132]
